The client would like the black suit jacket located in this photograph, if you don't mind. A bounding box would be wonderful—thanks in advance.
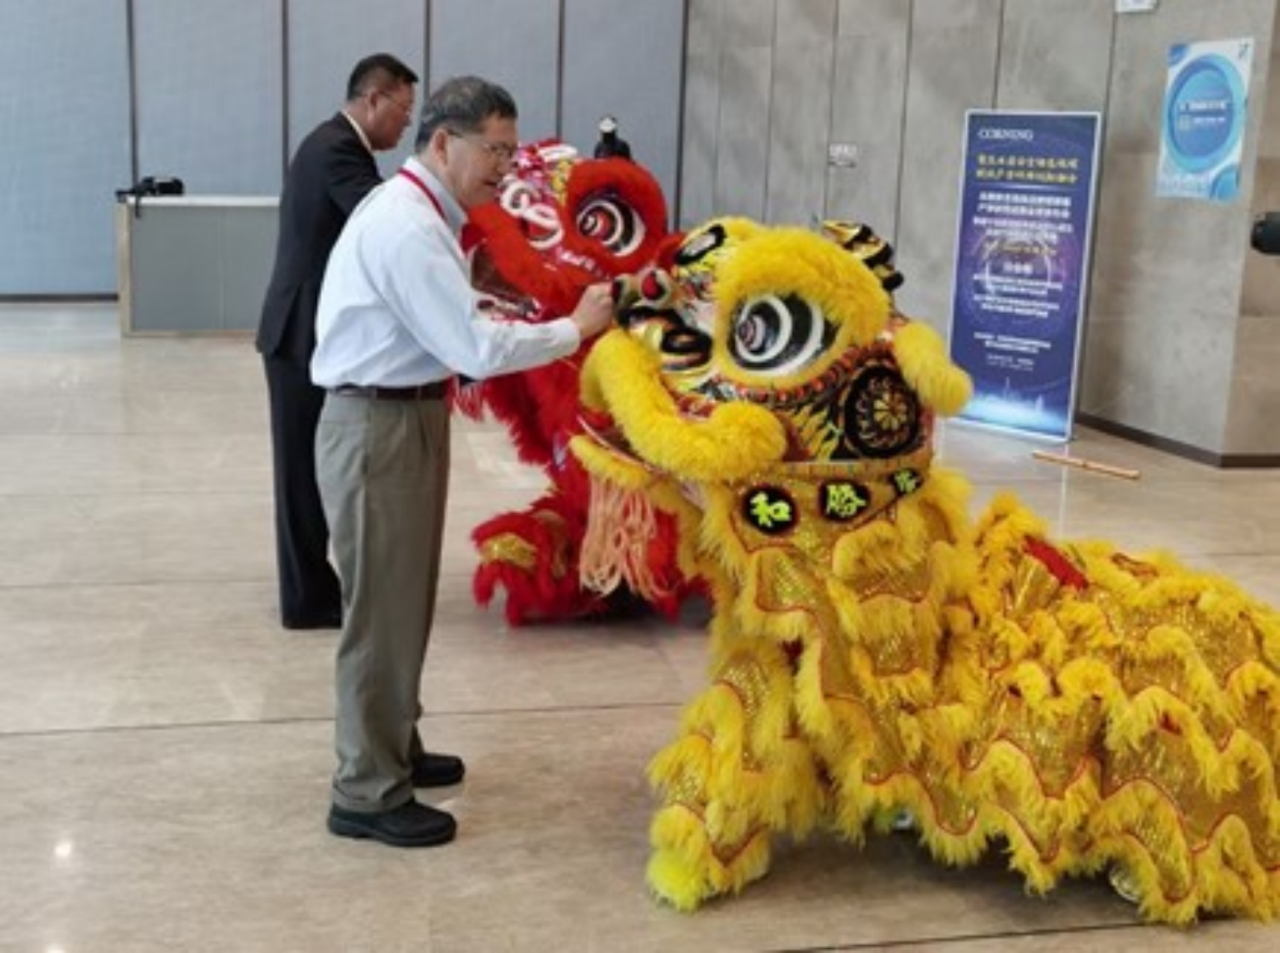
[256,113,383,364]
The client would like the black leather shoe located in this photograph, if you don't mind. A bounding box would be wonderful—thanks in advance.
[327,800,456,847]
[411,751,465,787]
[282,609,342,630]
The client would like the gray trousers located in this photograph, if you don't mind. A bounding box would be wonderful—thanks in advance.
[316,393,450,812]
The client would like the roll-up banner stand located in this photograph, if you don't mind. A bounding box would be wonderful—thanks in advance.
[947,110,1102,443]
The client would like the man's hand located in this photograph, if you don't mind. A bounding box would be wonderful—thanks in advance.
[569,282,616,340]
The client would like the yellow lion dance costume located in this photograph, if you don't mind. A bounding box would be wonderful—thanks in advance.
[571,217,1280,924]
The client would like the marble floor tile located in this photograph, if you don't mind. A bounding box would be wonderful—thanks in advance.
[1,306,1278,951]
[3,712,1261,953]
[0,711,1272,952]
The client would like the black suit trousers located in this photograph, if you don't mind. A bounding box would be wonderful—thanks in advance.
[263,354,341,624]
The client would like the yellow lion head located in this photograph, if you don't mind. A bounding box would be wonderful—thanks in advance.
[576,220,972,499]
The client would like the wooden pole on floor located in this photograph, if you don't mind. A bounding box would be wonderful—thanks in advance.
[1031,450,1141,480]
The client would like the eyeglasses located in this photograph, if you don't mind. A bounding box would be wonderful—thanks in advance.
[446,129,517,164]
[374,90,414,117]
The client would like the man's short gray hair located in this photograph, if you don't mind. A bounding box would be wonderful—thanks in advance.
[415,76,517,151]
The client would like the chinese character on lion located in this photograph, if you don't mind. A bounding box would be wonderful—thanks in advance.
[570,216,1280,923]
[459,141,696,624]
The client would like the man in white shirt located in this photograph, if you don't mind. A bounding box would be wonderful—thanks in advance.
[312,75,615,848]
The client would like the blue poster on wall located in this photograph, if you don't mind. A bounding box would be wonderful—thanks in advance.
[1157,38,1253,202]
[948,110,1102,442]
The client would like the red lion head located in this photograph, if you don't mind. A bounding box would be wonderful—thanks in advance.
[467,139,676,331]
[460,140,691,624]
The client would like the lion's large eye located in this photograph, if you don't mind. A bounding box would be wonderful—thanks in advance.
[576,196,645,257]
[729,294,833,375]
[499,181,561,250]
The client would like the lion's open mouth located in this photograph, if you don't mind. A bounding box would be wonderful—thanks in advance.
[613,311,713,373]
[659,324,712,369]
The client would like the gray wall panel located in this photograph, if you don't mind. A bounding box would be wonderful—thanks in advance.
[714,0,778,221]
[894,0,1001,331]
[429,0,561,143]
[561,0,686,212]
[996,0,1113,111]
[134,0,283,196]
[765,0,837,225]
[680,0,728,227]
[0,1,130,295]
[1081,0,1275,453]
[826,0,911,242]
[1235,21,1280,455]
[286,0,427,179]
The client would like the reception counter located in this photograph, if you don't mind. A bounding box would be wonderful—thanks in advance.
[116,195,278,335]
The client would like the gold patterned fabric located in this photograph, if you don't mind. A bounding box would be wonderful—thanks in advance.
[571,219,1280,922]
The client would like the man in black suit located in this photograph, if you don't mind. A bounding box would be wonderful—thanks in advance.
[257,53,418,630]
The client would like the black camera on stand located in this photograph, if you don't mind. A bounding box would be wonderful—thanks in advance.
[1250,212,1280,254]
[115,176,185,219]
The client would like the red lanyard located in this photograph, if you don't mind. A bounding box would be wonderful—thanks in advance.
[396,168,479,253]
[397,167,450,224]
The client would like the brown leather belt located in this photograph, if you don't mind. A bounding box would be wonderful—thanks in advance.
[333,381,447,401]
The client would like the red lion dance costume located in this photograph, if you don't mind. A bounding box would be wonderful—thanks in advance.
[459,141,691,624]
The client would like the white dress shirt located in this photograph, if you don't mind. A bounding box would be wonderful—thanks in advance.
[311,156,581,388]
[339,110,373,155]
